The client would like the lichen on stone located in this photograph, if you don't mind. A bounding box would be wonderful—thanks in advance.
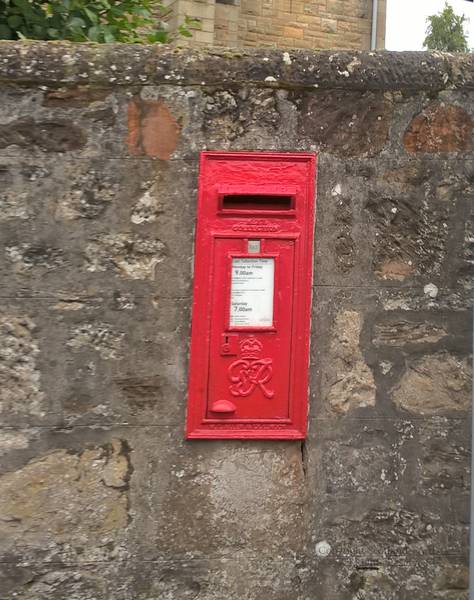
[0,315,45,418]
[84,233,166,280]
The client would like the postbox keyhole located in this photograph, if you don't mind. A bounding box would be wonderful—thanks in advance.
[221,333,238,356]
[222,335,230,353]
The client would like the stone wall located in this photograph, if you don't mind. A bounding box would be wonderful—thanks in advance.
[0,42,472,599]
[164,0,386,50]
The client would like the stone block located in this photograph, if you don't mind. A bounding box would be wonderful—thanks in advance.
[283,25,305,38]
[393,353,471,416]
[0,440,130,550]
[404,103,473,154]
[321,18,337,32]
[298,90,392,158]
[324,309,376,414]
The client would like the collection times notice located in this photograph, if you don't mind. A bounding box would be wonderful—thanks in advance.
[230,258,274,327]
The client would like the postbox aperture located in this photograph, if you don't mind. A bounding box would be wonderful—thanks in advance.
[186,151,316,439]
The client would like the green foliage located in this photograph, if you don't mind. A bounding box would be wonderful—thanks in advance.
[0,0,199,43]
[423,1,470,52]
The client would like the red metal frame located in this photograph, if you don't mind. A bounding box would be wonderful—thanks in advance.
[186,151,317,439]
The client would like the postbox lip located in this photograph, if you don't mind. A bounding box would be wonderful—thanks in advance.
[186,429,306,440]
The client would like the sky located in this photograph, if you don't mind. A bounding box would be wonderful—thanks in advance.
[385,0,474,50]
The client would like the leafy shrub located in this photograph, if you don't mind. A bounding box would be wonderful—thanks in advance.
[0,0,196,43]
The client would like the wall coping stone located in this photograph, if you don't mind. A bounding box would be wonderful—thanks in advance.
[0,41,473,91]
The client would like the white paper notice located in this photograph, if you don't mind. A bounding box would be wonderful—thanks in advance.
[230,258,274,327]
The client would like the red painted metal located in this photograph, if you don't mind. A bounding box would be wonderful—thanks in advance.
[186,151,317,439]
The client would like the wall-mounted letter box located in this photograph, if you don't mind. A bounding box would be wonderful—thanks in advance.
[186,152,316,439]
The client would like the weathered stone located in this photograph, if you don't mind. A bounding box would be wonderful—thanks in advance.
[393,353,471,415]
[55,170,119,220]
[418,420,470,493]
[0,440,130,547]
[434,564,469,591]
[326,310,376,413]
[203,88,280,142]
[381,285,472,313]
[84,233,166,280]
[153,443,307,559]
[101,439,132,488]
[323,441,398,493]
[67,322,124,360]
[404,103,473,154]
[5,243,66,274]
[373,321,448,346]
[348,568,397,599]
[1,42,473,92]
[308,559,469,600]
[0,165,31,220]
[382,163,428,186]
[333,195,354,272]
[376,260,414,281]
[127,96,180,159]
[366,190,449,279]
[0,315,44,419]
[44,86,111,107]
[0,431,30,456]
[9,567,110,600]
[131,185,165,224]
[0,117,87,152]
[298,91,392,157]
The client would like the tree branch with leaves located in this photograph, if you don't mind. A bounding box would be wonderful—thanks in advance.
[423,1,470,53]
[0,0,198,43]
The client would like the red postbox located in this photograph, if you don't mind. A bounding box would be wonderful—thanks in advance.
[186,151,316,439]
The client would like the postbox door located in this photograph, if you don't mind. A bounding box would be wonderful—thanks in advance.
[206,236,295,421]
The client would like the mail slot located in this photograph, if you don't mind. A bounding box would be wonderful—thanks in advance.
[220,194,294,212]
[186,151,316,439]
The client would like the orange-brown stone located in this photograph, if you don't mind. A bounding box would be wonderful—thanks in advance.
[376,260,414,281]
[127,97,180,159]
[404,103,473,154]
